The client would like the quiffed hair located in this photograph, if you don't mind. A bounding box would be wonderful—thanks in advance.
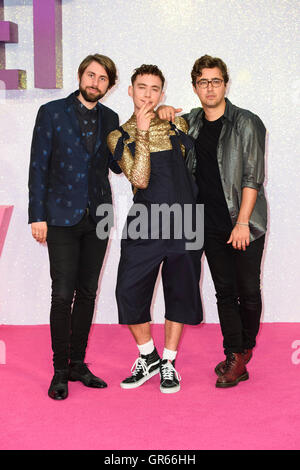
[191,55,229,87]
[131,64,165,88]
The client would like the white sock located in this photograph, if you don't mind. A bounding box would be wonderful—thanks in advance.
[137,339,155,356]
[163,348,177,362]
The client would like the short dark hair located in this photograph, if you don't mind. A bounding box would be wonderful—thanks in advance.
[78,54,117,89]
[131,64,165,88]
[191,55,229,87]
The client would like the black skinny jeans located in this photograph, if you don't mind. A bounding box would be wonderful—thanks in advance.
[47,212,108,370]
[204,231,265,355]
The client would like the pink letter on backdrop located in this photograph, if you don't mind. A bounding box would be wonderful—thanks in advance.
[0,206,13,258]
[0,0,5,69]
[0,0,26,89]
[33,0,63,89]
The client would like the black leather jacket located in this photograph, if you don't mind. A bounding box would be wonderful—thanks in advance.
[184,98,267,241]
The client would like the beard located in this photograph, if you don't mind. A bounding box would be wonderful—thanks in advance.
[79,85,105,102]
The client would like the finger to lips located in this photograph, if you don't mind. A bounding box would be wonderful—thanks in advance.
[140,103,153,117]
[138,102,148,114]
[141,99,151,107]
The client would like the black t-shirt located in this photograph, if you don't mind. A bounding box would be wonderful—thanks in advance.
[195,116,232,232]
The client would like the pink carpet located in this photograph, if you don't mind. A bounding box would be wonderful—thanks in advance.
[0,323,299,450]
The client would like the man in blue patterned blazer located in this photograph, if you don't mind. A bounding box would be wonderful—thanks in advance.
[28,54,120,400]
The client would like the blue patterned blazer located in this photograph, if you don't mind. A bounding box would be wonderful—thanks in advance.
[28,92,120,226]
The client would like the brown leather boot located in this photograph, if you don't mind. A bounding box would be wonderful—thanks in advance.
[215,352,249,388]
[215,349,253,376]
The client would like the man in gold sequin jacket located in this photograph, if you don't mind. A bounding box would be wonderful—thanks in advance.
[107,65,203,394]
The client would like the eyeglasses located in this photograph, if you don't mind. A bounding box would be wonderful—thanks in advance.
[196,78,224,89]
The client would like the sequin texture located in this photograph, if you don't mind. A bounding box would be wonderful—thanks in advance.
[107,114,188,191]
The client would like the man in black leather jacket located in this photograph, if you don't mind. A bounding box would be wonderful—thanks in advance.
[158,54,267,388]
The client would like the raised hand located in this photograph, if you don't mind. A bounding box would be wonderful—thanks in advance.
[136,101,156,131]
[157,105,183,122]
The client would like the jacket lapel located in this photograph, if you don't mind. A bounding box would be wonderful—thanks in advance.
[94,103,103,155]
[65,93,89,152]
[189,108,204,139]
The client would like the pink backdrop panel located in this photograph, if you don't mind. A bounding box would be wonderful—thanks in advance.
[0,205,13,257]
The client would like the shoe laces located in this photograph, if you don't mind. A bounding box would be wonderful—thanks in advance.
[224,353,238,371]
[160,361,181,382]
[131,357,148,376]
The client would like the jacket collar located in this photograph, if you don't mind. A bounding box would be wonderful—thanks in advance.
[223,98,234,123]
[197,98,234,123]
[65,91,102,155]
[66,90,101,111]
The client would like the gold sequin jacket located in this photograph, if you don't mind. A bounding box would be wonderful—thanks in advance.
[107,114,188,192]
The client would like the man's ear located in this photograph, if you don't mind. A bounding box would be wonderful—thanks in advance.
[128,85,133,98]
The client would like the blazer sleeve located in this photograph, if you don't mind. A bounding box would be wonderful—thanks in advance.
[108,112,123,174]
[28,105,53,223]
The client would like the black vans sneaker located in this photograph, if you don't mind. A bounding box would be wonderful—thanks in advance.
[120,348,161,389]
[159,359,181,394]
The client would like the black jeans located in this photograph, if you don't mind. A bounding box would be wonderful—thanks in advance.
[47,212,108,369]
[204,231,265,355]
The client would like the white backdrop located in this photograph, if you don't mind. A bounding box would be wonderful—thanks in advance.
[0,0,299,324]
